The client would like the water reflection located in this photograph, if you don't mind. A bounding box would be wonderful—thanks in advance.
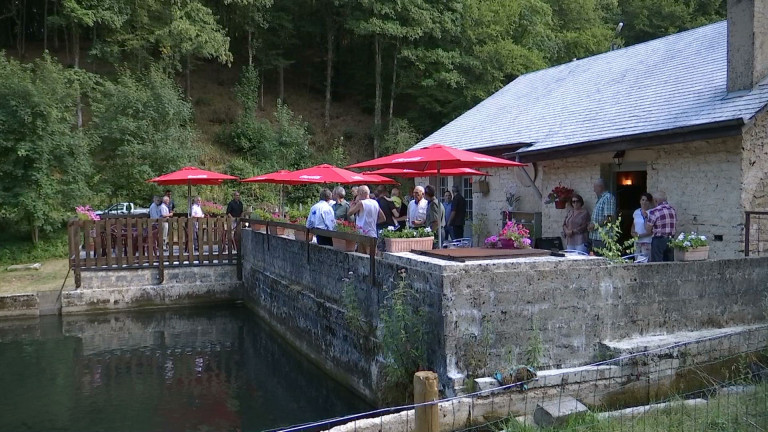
[0,306,371,432]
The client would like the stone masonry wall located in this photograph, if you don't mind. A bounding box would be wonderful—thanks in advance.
[240,229,446,401]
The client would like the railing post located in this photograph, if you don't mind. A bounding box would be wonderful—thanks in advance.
[414,371,439,432]
[236,218,243,281]
[745,212,751,257]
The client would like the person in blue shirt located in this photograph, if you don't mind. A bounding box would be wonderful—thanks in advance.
[442,190,453,240]
[306,188,336,246]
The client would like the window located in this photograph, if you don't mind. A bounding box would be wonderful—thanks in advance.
[463,177,473,221]
[440,177,449,196]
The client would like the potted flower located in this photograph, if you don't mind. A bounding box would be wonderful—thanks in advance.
[287,209,311,241]
[379,226,434,252]
[485,220,532,249]
[670,232,709,261]
[76,206,101,252]
[251,209,273,232]
[332,220,359,252]
[545,184,574,209]
[201,200,224,216]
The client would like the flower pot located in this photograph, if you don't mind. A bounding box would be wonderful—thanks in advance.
[554,200,566,209]
[294,231,313,242]
[253,224,266,232]
[498,238,518,249]
[332,238,356,252]
[674,245,709,261]
[384,237,434,253]
[268,226,286,236]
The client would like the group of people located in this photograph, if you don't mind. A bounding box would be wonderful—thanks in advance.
[148,190,175,251]
[562,179,677,262]
[305,183,468,248]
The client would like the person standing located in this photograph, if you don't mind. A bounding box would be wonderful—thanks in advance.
[349,185,385,239]
[562,194,590,253]
[190,196,204,252]
[407,186,428,228]
[631,193,654,262]
[391,187,407,229]
[645,191,677,262]
[160,196,172,251]
[332,186,350,221]
[587,178,617,253]
[442,190,453,240]
[448,185,467,239]
[149,196,162,219]
[164,190,175,213]
[226,191,244,252]
[424,185,443,248]
[306,188,336,246]
[374,185,397,231]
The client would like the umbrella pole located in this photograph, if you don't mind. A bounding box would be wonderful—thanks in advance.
[437,162,442,248]
[280,184,284,217]
[187,180,192,215]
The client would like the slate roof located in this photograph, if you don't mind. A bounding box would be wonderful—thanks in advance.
[412,21,768,157]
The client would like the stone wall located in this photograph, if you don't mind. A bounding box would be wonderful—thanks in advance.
[240,229,446,402]
[62,266,241,314]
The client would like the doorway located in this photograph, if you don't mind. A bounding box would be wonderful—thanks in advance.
[615,170,647,244]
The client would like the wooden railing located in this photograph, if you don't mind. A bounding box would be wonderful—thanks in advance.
[744,211,768,256]
[68,216,241,287]
[245,218,379,284]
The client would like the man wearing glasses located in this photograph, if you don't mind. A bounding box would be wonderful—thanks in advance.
[587,178,616,253]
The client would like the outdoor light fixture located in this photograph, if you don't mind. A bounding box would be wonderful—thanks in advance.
[613,150,625,168]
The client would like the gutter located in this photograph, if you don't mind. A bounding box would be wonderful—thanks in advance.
[505,119,746,163]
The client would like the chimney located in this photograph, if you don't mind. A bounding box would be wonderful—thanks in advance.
[727,0,768,92]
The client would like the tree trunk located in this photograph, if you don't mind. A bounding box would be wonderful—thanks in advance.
[20,0,26,57]
[373,35,382,158]
[247,30,253,66]
[259,68,264,110]
[324,25,334,128]
[278,63,284,103]
[53,0,59,50]
[43,0,47,52]
[186,54,192,99]
[388,41,399,126]
[73,24,82,128]
[31,224,39,244]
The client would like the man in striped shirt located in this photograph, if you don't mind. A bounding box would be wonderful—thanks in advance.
[588,178,616,253]
[645,191,677,262]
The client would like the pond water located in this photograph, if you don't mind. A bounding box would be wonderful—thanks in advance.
[0,305,371,432]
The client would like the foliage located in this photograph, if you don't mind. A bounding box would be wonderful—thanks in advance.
[379,226,433,239]
[670,232,708,251]
[0,231,69,266]
[380,118,422,156]
[200,201,224,215]
[0,54,94,242]
[75,206,101,221]
[378,271,429,405]
[525,318,544,368]
[485,220,532,249]
[287,208,308,223]
[594,216,637,263]
[335,219,359,234]
[252,209,278,221]
[460,321,494,380]
[545,183,574,204]
[89,68,197,202]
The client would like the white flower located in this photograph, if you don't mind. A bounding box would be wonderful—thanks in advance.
[387,226,396,231]
[699,236,707,241]
[684,241,691,247]
[424,227,432,232]
[677,233,685,240]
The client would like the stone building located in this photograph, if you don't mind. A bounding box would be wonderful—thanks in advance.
[411,0,768,259]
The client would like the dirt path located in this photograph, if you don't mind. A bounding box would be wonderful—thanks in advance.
[0,259,75,296]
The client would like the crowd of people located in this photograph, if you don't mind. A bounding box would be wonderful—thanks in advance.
[562,179,677,262]
[304,183,468,248]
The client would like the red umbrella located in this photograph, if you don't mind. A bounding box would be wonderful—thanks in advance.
[148,166,239,213]
[363,167,491,178]
[346,144,526,171]
[240,170,309,185]
[281,164,397,185]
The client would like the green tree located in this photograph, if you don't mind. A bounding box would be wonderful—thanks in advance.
[618,0,725,46]
[0,54,94,242]
[89,68,197,202]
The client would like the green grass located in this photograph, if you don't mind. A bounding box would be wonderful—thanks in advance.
[0,229,69,267]
[494,383,767,432]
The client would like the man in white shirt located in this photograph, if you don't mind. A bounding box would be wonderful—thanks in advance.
[349,185,385,238]
[407,186,428,228]
[306,189,336,246]
[160,196,172,251]
[190,196,204,252]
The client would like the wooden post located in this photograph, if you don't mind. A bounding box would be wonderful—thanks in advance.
[414,371,439,432]
[745,212,751,257]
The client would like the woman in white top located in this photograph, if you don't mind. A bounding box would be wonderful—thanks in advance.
[631,193,654,262]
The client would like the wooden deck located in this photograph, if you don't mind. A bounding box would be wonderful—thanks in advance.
[412,247,552,262]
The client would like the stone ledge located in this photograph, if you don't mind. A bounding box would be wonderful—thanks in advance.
[0,293,39,318]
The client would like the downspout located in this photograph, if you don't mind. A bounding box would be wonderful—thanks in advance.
[515,154,542,200]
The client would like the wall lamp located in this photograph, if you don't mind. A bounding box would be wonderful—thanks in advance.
[613,150,625,169]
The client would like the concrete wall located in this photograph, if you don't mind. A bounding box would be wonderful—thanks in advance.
[62,266,241,314]
[240,229,445,402]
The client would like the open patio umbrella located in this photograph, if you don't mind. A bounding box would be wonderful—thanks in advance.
[281,164,397,185]
[148,166,239,213]
[363,167,491,178]
[348,144,526,246]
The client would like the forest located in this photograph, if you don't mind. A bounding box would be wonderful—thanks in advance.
[0,0,726,243]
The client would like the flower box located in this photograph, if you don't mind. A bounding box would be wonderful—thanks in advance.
[294,230,313,242]
[674,246,709,261]
[268,226,286,236]
[253,224,267,232]
[332,238,357,252]
[384,237,433,253]
[554,199,566,209]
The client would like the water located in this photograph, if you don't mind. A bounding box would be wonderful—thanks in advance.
[0,305,371,432]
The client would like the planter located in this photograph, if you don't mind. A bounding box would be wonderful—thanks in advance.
[498,238,519,249]
[253,224,266,232]
[674,245,709,261]
[294,230,313,242]
[554,200,566,209]
[332,238,357,252]
[268,226,286,236]
[384,237,434,253]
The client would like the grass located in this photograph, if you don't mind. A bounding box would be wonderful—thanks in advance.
[494,382,767,432]
[0,229,73,295]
